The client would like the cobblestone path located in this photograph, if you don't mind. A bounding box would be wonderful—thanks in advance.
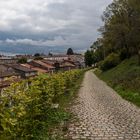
[65,71,140,140]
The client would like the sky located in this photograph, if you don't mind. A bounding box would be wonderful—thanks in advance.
[0,0,112,54]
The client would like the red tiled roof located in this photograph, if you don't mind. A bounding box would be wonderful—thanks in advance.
[0,71,19,78]
[32,67,48,73]
[33,60,55,69]
[21,64,48,73]
[42,59,56,65]
[45,54,68,58]
[60,62,76,68]
[6,64,37,72]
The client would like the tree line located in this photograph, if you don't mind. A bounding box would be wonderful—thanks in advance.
[85,0,140,68]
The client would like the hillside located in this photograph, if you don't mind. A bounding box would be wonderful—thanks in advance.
[95,56,140,107]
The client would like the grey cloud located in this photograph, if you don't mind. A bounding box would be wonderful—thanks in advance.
[0,0,112,54]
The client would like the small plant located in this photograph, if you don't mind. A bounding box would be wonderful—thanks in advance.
[100,53,120,71]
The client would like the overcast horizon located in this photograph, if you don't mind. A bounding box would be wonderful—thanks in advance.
[0,0,112,55]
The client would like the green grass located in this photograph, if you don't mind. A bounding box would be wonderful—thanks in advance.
[47,71,85,139]
[95,56,140,107]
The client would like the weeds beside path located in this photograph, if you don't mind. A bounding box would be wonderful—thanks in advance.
[94,56,140,107]
[65,71,140,140]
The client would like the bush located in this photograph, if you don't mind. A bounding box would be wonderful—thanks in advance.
[0,70,83,139]
[100,53,120,71]
[18,57,27,64]
[34,56,43,60]
[119,48,131,60]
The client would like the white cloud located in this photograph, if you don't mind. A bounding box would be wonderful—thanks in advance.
[3,38,45,46]
[0,0,113,52]
[1,38,68,47]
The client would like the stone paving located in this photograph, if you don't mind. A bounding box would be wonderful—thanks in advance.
[65,71,140,140]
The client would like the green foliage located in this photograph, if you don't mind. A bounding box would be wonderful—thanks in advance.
[85,39,104,67]
[100,53,120,71]
[0,69,83,139]
[34,56,43,60]
[67,48,74,55]
[88,0,140,68]
[18,57,27,64]
[34,53,43,60]
[119,48,130,61]
[84,50,94,67]
[115,86,140,107]
[95,56,140,107]
[99,0,140,64]
[34,53,41,57]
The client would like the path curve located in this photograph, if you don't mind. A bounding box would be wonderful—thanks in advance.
[66,71,140,140]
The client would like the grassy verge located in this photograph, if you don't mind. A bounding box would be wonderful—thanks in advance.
[94,56,140,107]
[46,71,85,139]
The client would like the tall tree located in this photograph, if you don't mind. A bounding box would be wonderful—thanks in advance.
[67,48,74,55]
[85,50,93,67]
[100,0,140,64]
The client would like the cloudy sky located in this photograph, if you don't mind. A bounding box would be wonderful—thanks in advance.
[0,0,112,54]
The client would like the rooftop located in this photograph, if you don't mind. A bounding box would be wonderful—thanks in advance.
[32,60,55,69]
[7,64,37,73]
[21,64,48,73]
[0,71,19,78]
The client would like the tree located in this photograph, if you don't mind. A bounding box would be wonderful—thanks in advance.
[34,53,40,57]
[84,50,93,67]
[34,53,43,60]
[99,0,140,64]
[67,48,74,55]
[34,56,43,60]
[18,57,27,64]
[48,52,53,56]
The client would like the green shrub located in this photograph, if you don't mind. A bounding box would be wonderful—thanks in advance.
[18,57,27,64]
[95,56,140,107]
[0,69,83,139]
[100,53,120,71]
[119,48,131,60]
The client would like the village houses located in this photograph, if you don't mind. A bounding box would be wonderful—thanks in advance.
[0,53,85,90]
